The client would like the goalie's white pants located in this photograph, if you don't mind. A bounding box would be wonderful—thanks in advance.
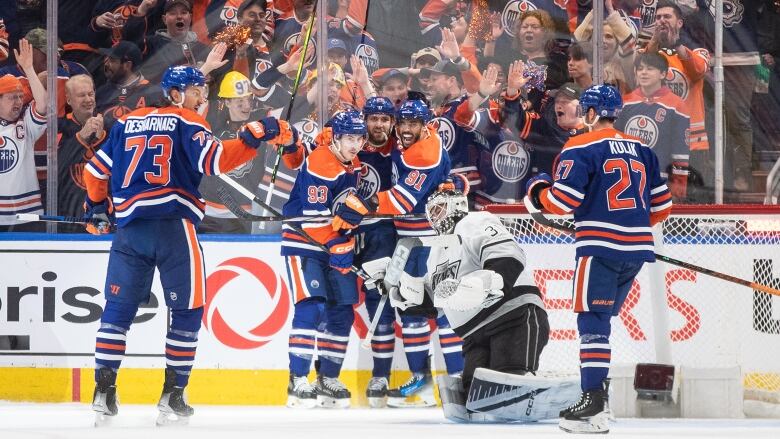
[437,368,581,423]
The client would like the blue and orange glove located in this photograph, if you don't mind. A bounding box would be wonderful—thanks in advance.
[525,173,553,210]
[239,117,298,151]
[327,235,355,274]
[332,193,377,231]
[83,197,114,235]
[438,174,470,195]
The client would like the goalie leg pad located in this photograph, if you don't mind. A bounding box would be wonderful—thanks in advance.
[436,374,511,423]
[466,368,581,422]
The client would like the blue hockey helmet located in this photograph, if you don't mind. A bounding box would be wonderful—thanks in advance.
[579,84,623,119]
[329,110,367,136]
[161,65,206,99]
[396,99,431,123]
[363,96,395,117]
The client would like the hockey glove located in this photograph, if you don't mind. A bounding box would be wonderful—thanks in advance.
[327,235,355,274]
[525,173,553,210]
[332,193,378,231]
[239,117,297,150]
[439,173,470,195]
[83,197,114,235]
[433,270,504,311]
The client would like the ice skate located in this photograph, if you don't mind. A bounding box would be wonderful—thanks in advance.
[156,369,194,426]
[366,376,389,408]
[287,374,317,408]
[387,372,437,408]
[558,389,610,434]
[315,375,351,408]
[92,368,119,427]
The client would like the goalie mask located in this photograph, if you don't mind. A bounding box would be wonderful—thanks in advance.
[426,189,468,235]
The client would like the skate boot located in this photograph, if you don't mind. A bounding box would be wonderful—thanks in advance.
[287,373,317,408]
[315,375,351,408]
[366,376,389,408]
[156,369,194,426]
[558,389,610,434]
[92,368,119,427]
[387,372,437,408]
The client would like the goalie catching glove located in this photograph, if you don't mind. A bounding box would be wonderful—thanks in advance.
[240,117,298,151]
[433,270,504,311]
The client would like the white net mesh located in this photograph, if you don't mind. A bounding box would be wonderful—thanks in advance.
[486,204,780,404]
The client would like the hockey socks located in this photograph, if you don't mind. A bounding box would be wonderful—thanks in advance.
[436,315,464,375]
[400,316,431,373]
[165,307,203,387]
[288,298,324,377]
[94,301,138,381]
[577,312,612,391]
[365,292,395,378]
[317,304,354,378]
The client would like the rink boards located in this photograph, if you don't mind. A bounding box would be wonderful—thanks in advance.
[1,233,779,404]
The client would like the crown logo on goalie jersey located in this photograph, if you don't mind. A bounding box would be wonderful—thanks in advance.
[431,259,461,291]
[624,115,659,148]
[0,136,19,174]
[492,140,529,183]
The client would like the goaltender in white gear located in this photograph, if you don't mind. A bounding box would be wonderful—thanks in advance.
[399,189,580,423]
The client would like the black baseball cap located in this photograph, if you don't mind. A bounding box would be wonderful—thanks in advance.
[98,41,142,67]
[164,0,192,12]
[555,82,583,101]
[422,60,461,78]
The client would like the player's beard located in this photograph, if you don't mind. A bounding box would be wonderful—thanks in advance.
[367,129,388,147]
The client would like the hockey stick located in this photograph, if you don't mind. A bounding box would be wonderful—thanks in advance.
[216,185,425,222]
[360,294,387,350]
[522,196,780,296]
[265,0,318,194]
[218,174,380,288]
[16,213,108,227]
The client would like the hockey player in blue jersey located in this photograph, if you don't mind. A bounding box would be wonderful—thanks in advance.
[352,96,398,407]
[84,65,287,425]
[524,85,673,434]
[330,99,464,407]
[281,109,366,409]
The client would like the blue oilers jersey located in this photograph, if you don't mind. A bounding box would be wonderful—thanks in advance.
[431,96,480,188]
[538,128,673,261]
[356,140,394,231]
[281,146,360,260]
[375,127,451,236]
[471,109,532,208]
[85,106,230,228]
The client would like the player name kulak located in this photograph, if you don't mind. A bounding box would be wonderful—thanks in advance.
[608,140,638,157]
[124,116,178,134]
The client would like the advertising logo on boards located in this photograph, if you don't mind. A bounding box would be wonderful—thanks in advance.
[203,257,290,349]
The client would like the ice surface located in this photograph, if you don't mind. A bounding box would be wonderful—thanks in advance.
[0,403,777,439]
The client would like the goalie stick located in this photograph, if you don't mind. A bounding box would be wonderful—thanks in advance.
[216,185,425,222]
[522,196,780,297]
[16,213,111,227]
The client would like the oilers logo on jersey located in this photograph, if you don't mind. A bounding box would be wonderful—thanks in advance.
[492,140,530,183]
[433,117,456,151]
[357,161,381,199]
[355,43,379,75]
[665,68,690,100]
[0,136,19,173]
[253,58,274,86]
[284,32,317,56]
[501,1,533,38]
[294,119,319,145]
[623,115,659,148]
[219,5,239,24]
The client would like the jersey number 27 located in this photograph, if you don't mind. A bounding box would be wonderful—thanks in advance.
[603,158,646,211]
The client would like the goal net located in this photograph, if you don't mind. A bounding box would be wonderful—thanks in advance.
[484,204,780,407]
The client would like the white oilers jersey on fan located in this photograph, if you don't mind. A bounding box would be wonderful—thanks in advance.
[0,105,46,224]
[425,212,540,338]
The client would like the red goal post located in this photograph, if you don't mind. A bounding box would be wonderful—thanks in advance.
[482,203,780,405]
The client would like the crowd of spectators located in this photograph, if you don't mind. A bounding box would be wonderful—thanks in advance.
[0,0,779,234]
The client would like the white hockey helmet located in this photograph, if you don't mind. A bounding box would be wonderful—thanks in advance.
[425,189,468,235]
